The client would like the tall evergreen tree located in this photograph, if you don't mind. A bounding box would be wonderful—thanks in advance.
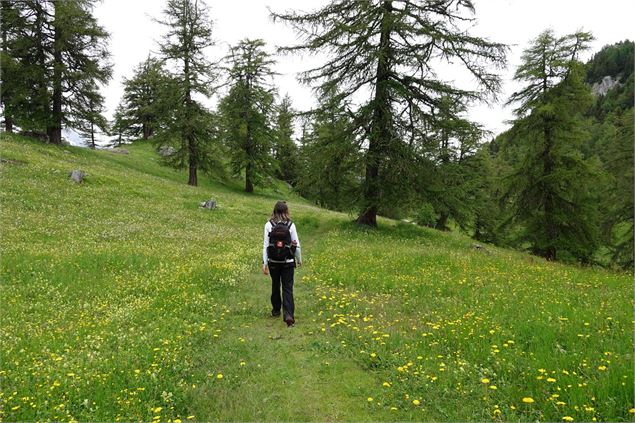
[218,38,276,193]
[597,109,634,268]
[0,0,22,132]
[74,81,108,149]
[120,56,173,140]
[272,0,507,226]
[109,103,131,147]
[296,91,362,211]
[426,96,485,230]
[156,0,215,186]
[1,0,111,143]
[273,95,299,185]
[504,30,600,261]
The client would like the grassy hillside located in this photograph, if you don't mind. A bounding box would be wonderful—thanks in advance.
[1,134,633,422]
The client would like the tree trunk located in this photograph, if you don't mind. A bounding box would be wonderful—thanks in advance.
[435,212,450,231]
[357,0,392,228]
[48,5,63,145]
[90,121,95,149]
[4,116,13,133]
[184,52,197,186]
[245,161,254,193]
[143,122,151,139]
[188,155,198,186]
[542,124,556,261]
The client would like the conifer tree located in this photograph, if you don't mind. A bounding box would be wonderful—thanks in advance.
[296,91,362,211]
[218,39,276,193]
[273,95,299,185]
[1,0,111,143]
[598,109,634,268]
[505,30,600,261]
[0,0,22,132]
[156,0,215,186]
[109,103,131,147]
[272,0,507,226]
[120,56,173,140]
[74,81,108,149]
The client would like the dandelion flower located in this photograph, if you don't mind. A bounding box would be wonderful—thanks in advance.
[489,385,497,390]
[412,399,421,406]
[481,378,490,384]
[547,378,556,383]
[562,417,573,422]
[383,382,391,387]
[216,373,223,379]
[597,366,607,371]
[522,397,535,404]
[367,397,373,402]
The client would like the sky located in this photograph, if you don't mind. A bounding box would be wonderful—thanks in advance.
[93,0,635,143]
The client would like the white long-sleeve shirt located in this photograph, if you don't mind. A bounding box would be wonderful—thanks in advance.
[263,220,301,264]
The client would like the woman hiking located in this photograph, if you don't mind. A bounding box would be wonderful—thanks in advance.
[262,201,302,327]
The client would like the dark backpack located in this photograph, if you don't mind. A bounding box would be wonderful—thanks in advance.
[267,220,295,262]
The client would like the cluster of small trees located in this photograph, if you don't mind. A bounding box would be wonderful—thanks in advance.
[1,0,632,268]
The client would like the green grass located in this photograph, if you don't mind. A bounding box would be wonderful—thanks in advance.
[1,134,633,422]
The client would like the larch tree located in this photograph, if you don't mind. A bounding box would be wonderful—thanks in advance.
[0,0,22,132]
[218,38,276,193]
[74,80,108,149]
[273,95,299,185]
[272,0,507,226]
[119,56,174,140]
[504,29,600,261]
[1,0,111,142]
[156,0,215,186]
[47,0,111,144]
[297,90,362,211]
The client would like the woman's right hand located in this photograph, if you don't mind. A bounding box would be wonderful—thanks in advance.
[262,264,269,275]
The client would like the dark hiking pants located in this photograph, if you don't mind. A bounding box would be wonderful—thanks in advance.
[269,263,295,321]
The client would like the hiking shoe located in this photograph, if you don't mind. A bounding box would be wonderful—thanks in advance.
[284,315,295,327]
[271,310,281,318]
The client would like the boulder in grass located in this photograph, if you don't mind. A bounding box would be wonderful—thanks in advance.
[159,145,176,157]
[199,199,217,210]
[109,148,129,155]
[69,169,85,183]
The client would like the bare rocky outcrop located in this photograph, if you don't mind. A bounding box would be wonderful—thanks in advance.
[591,75,621,96]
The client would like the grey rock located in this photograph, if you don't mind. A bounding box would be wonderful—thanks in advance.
[591,75,621,96]
[109,148,129,155]
[199,199,217,209]
[159,145,176,157]
[69,169,85,183]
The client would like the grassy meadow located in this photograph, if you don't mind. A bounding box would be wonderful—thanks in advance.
[0,134,633,422]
